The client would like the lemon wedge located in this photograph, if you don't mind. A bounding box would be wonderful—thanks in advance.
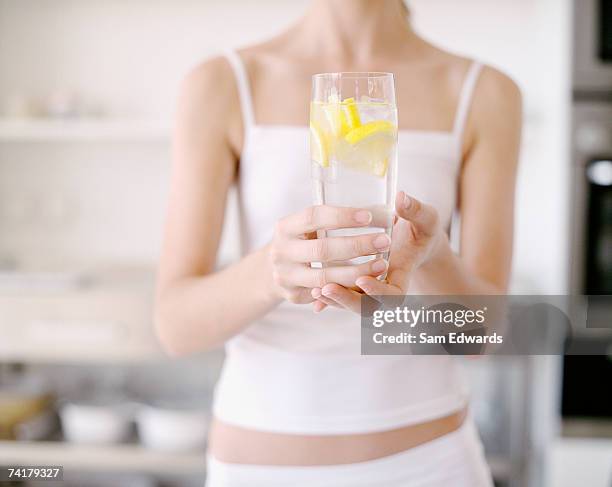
[321,103,348,137]
[318,96,361,137]
[341,97,361,131]
[345,120,396,144]
[310,122,329,167]
[341,120,397,177]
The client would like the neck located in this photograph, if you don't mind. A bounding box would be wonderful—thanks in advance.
[295,0,413,64]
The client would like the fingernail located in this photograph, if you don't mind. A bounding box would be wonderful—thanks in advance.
[371,260,387,273]
[373,233,390,249]
[311,288,322,298]
[356,278,369,289]
[322,287,335,297]
[403,194,412,209]
[354,210,372,224]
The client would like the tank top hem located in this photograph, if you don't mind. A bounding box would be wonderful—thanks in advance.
[212,394,469,435]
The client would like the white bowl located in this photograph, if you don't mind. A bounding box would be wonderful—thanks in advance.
[136,405,209,452]
[60,402,132,445]
[63,473,156,487]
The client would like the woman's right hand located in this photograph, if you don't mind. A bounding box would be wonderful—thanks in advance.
[267,206,391,304]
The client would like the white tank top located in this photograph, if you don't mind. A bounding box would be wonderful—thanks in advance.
[212,50,484,434]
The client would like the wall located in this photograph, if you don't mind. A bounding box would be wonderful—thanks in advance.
[0,0,571,292]
[409,0,572,293]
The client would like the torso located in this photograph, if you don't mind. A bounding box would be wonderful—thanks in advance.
[210,35,480,466]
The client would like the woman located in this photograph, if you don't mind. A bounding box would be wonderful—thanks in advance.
[155,0,521,485]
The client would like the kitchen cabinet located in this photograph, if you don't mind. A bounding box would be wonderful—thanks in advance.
[0,267,160,363]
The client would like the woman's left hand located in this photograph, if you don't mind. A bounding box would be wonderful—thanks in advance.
[311,191,446,313]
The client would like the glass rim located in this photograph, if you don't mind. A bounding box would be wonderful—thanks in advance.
[312,72,394,80]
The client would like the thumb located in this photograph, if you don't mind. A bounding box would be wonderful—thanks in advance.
[395,191,439,238]
[386,216,419,289]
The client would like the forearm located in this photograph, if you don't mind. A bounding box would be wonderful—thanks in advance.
[155,245,281,356]
[408,236,505,295]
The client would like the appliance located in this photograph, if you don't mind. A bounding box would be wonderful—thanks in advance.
[570,0,612,295]
[570,101,612,295]
[563,0,612,441]
[562,337,612,425]
[573,0,612,92]
[585,158,612,293]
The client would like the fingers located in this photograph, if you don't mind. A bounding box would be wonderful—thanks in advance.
[276,259,388,288]
[316,278,401,316]
[356,275,403,296]
[314,278,401,315]
[385,217,419,288]
[311,288,340,311]
[312,300,328,313]
[277,286,316,305]
[277,206,372,237]
[395,191,439,238]
[312,287,337,306]
[320,284,363,313]
[369,205,395,229]
[280,232,391,263]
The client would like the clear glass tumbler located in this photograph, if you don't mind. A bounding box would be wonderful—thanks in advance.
[310,72,398,269]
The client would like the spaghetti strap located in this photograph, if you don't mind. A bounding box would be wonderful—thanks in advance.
[225,50,256,128]
[452,61,483,139]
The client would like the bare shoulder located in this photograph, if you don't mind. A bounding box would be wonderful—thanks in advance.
[423,42,523,154]
[471,65,523,134]
[420,40,522,111]
[175,55,243,153]
[466,65,523,161]
[475,66,522,110]
[178,56,237,112]
[430,44,522,132]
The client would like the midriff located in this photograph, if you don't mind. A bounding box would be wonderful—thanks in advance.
[208,406,468,466]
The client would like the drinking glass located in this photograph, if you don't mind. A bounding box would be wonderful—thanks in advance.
[310,72,398,271]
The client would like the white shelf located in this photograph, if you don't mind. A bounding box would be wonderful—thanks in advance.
[0,441,205,475]
[0,267,167,364]
[0,338,165,365]
[0,119,170,142]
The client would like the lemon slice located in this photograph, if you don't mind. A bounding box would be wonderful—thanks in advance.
[345,120,396,144]
[341,97,361,130]
[321,103,348,137]
[310,122,329,167]
[341,120,397,177]
[320,96,361,137]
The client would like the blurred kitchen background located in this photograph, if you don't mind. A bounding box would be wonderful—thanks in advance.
[0,0,610,486]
